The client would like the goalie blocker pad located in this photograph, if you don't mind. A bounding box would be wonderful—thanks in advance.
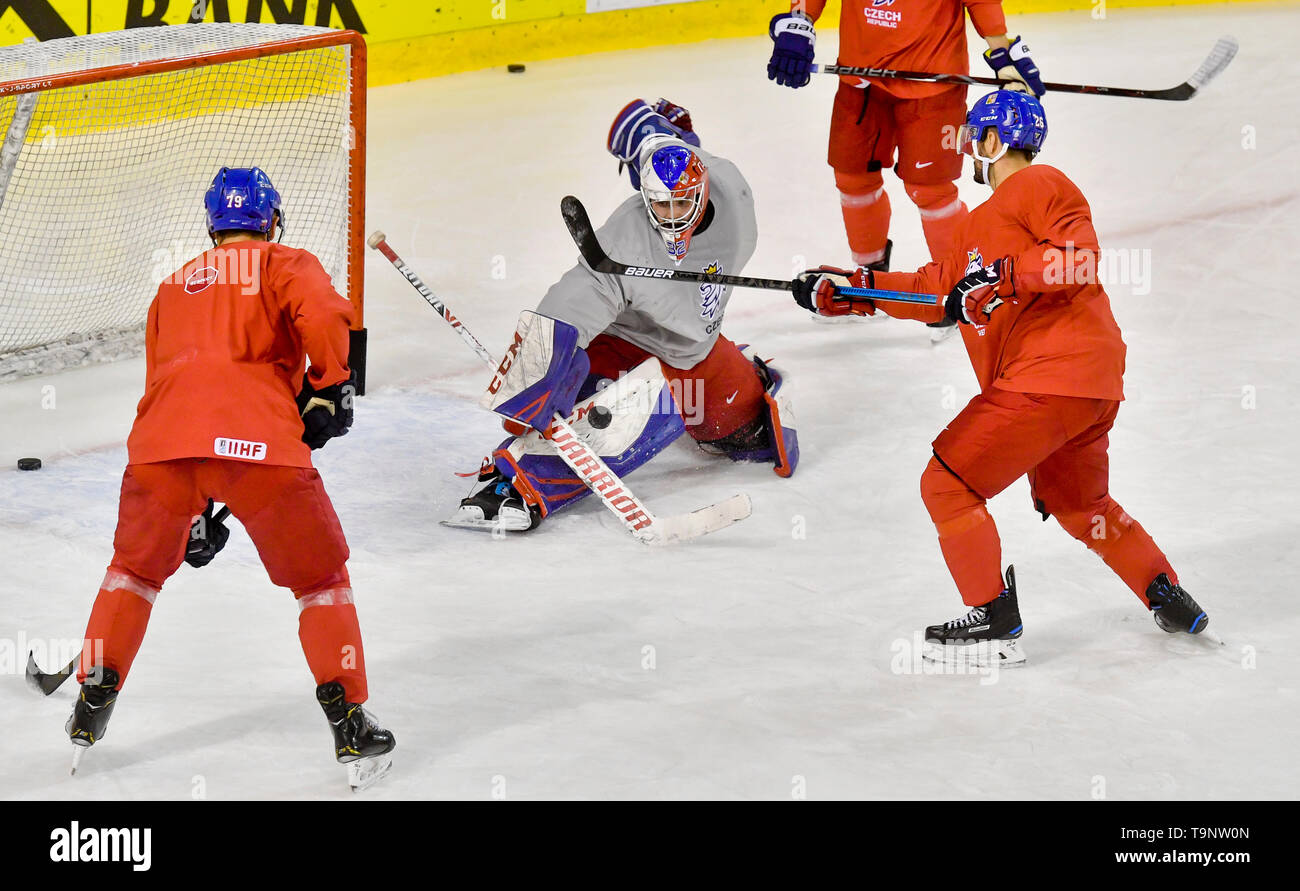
[481,311,590,431]
[493,361,686,519]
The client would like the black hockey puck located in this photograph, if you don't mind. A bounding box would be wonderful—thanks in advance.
[588,405,612,429]
[17,457,41,471]
[507,63,526,73]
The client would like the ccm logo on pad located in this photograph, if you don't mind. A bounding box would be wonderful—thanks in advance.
[214,437,267,461]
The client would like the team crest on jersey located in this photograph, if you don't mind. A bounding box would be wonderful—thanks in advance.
[185,265,220,294]
[699,261,725,321]
[964,250,985,276]
[865,0,901,27]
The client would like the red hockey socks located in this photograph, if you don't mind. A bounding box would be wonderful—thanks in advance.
[78,569,159,686]
[296,582,368,703]
[920,458,1006,606]
[1052,499,1178,605]
[835,170,892,267]
[906,181,967,261]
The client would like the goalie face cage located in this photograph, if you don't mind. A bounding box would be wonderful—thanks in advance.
[0,24,366,381]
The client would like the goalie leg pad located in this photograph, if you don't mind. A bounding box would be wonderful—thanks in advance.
[481,311,590,431]
[494,364,686,519]
[701,347,799,478]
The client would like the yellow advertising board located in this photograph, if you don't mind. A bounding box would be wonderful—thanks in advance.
[0,1,1277,85]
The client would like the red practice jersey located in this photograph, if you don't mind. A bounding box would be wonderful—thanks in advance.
[127,241,354,468]
[797,0,1008,98]
[874,164,1127,401]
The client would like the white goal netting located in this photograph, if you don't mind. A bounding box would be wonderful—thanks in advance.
[0,24,358,380]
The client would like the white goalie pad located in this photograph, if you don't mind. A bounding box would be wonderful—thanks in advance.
[503,358,677,462]
[479,310,576,418]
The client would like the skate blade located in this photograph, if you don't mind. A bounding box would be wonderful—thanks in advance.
[347,754,392,792]
[70,742,88,776]
[440,508,533,533]
[810,312,887,325]
[922,638,1027,671]
[929,324,959,345]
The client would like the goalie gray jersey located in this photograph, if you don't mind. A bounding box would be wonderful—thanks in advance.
[537,148,758,369]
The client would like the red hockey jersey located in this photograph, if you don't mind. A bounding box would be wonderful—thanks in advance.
[127,241,354,468]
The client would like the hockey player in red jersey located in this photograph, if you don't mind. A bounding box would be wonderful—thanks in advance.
[66,167,394,786]
[792,91,1209,667]
[768,1,1043,339]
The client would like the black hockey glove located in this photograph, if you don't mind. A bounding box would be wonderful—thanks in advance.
[185,500,231,569]
[297,370,356,450]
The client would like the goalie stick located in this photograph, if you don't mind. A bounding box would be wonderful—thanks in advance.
[813,36,1238,102]
[560,196,938,306]
[366,231,751,545]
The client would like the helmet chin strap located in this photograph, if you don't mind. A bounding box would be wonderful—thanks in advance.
[973,142,1009,186]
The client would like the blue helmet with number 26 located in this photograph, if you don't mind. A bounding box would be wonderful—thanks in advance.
[961,90,1048,159]
[204,166,284,241]
[960,90,1047,185]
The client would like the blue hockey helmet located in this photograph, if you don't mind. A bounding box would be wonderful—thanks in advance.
[961,90,1048,160]
[204,166,284,241]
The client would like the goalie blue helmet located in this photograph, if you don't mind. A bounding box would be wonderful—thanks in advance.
[204,166,284,241]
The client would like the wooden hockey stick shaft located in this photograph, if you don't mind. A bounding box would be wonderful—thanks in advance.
[812,36,1238,102]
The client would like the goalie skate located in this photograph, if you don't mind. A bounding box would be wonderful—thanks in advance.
[442,469,539,532]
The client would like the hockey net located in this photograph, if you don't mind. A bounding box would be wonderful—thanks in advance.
[0,24,365,381]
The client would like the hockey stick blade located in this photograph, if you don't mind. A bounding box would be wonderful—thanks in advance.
[561,195,612,272]
[1181,36,1238,98]
[26,652,76,696]
[642,493,752,546]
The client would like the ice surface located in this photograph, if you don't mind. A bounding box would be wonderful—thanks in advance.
[1,4,1297,800]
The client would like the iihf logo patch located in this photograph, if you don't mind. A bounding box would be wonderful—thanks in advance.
[964,250,985,276]
[185,265,219,294]
[699,260,725,321]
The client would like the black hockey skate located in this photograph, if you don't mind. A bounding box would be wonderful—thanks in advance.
[317,682,395,792]
[66,667,120,774]
[443,468,540,533]
[865,239,893,273]
[1146,574,1209,634]
[923,566,1026,668]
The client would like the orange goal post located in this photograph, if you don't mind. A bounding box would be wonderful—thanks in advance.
[0,24,367,388]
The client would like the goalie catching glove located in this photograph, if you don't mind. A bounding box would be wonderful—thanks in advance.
[607,98,701,190]
[297,370,356,450]
[792,266,879,318]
